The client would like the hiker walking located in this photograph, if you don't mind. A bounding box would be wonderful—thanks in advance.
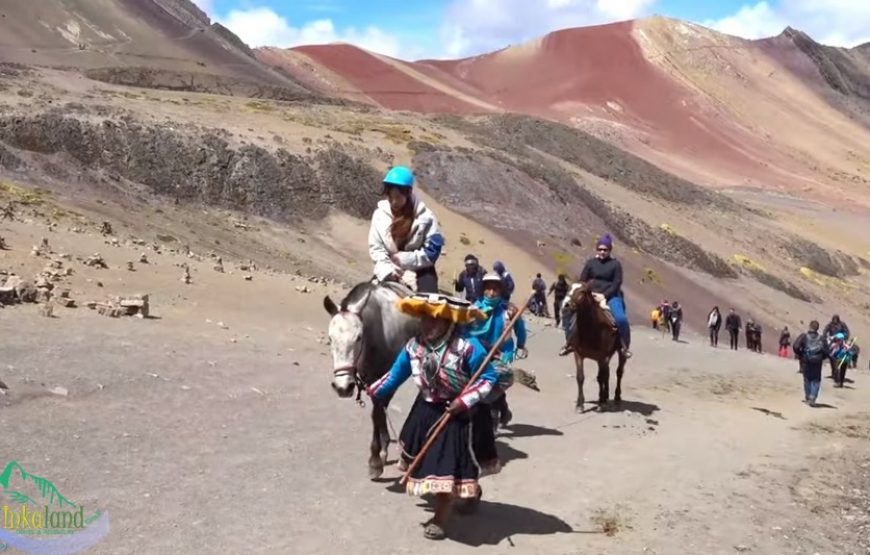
[828,332,853,387]
[466,273,526,432]
[778,326,791,358]
[670,301,683,341]
[659,299,672,333]
[366,294,499,540]
[454,254,486,302]
[725,308,742,350]
[368,166,444,293]
[823,314,850,340]
[530,273,549,317]
[579,234,632,357]
[707,306,722,347]
[549,273,569,326]
[492,261,515,301]
[792,320,829,407]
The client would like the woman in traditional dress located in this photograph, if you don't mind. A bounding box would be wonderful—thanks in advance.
[366,293,499,540]
[367,166,444,293]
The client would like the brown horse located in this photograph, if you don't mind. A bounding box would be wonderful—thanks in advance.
[565,283,628,412]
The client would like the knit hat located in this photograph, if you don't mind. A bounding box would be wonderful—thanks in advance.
[596,234,613,249]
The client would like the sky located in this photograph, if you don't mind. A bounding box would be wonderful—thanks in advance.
[191,0,870,59]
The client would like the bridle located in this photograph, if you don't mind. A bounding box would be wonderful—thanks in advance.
[330,287,375,407]
[332,336,368,407]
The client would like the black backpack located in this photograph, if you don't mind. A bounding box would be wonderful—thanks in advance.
[803,332,825,362]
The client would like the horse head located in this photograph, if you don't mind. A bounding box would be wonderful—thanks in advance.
[323,285,372,398]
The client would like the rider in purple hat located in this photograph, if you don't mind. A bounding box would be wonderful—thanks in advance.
[579,233,632,358]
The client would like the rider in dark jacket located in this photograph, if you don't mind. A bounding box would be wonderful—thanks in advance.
[823,315,850,340]
[578,233,631,357]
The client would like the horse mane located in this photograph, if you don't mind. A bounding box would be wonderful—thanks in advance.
[340,281,376,312]
[569,283,619,359]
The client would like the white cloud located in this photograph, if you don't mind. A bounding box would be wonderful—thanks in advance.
[705,0,870,46]
[439,0,656,58]
[216,7,402,57]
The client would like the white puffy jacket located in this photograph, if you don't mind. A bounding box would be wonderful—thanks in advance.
[368,197,444,281]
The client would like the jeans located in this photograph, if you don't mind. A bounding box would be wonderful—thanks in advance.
[803,377,820,401]
[561,304,573,343]
[728,329,739,350]
[607,296,631,349]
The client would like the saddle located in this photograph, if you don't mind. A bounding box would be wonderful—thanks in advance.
[565,283,616,328]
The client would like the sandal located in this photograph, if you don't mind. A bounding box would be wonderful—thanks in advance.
[423,521,446,540]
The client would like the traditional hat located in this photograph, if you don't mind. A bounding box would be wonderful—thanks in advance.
[396,293,486,324]
[481,272,502,284]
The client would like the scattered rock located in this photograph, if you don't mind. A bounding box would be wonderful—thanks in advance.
[84,254,108,268]
[100,221,113,235]
[181,265,191,284]
[0,236,7,250]
[49,386,68,397]
[139,253,148,264]
[243,275,253,281]
[214,257,224,273]
[127,261,135,271]
[295,285,310,294]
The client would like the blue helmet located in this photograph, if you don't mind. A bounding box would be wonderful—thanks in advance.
[383,166,414,188]
[834,332,846,340]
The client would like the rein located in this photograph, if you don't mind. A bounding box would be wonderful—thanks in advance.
[334,286,376,408]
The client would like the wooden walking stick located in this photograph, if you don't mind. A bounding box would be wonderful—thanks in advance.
[399,292,534,485]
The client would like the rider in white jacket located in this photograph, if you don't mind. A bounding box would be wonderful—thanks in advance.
[368,166,444,293]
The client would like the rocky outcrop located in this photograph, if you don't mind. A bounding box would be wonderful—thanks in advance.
[0,114,381,221]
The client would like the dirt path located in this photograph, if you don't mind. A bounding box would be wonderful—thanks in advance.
[2,272,867,554]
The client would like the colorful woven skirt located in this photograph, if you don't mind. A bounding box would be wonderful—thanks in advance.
[399,395,480,498]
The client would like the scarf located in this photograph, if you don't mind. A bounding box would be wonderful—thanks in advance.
[467,297,502,339]
[420,324,455,384]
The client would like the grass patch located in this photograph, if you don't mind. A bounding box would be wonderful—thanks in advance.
[733,254,766,272]
[245,100,276,112]
[0,180,47,205]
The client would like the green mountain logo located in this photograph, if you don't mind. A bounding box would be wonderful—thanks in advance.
[0,460,109,554]
[0,461,76,510]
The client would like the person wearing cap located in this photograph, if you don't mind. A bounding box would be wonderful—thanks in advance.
[492,261,515,301]
[368,166,444,293]
[578,233,632,357]
[467,272,527,432]
[367,293,499,540]
[454,254,486,302]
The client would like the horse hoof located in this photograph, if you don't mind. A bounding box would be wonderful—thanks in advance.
[368,465,384,480]
[575,403,584,413]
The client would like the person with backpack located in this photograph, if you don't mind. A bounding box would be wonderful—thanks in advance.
[530,273,549,317]
[549,273,570,326]
[792,320,829,407]
[670,301,683,341]
[725,308,742,350]
[492,261,515,302]
[707,306,722,347]
[778,326,791,358]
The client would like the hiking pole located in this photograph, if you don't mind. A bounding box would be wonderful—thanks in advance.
[399,292,535,486]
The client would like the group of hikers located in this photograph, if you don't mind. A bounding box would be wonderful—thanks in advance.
[651,299,859,405]
[359,164,861,537]
[362,166,631,539]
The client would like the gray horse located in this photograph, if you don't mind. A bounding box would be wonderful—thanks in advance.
[323,280,420,479]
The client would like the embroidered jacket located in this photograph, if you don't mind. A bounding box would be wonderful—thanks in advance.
[368,197,444,281]
[367,333,497,409]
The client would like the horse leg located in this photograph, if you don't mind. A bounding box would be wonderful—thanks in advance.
[614,353,626,404]
[597,359,610,408]
[368,402,387,479]
[574,352,585,412]
[377,398,391,469]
